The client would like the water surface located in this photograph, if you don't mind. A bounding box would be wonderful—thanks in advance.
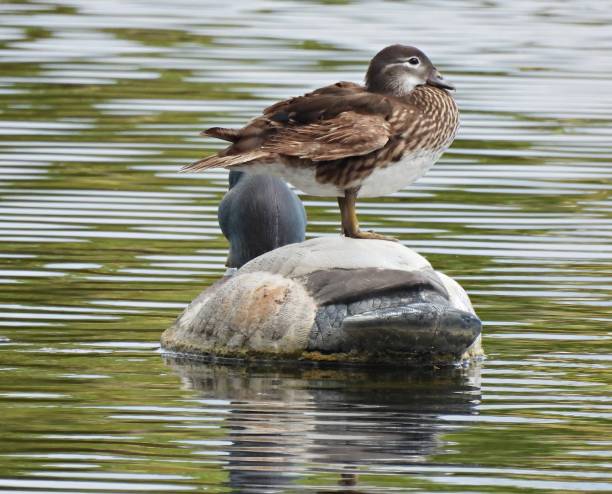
[0,0,611,492]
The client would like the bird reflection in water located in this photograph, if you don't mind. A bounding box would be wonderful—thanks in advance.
[164,358,481,493]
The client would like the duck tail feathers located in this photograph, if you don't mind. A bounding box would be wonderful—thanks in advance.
[200,127,240,143]
[181,150,268,173]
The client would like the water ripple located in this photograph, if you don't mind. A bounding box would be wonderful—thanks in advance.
[0,0,610,493]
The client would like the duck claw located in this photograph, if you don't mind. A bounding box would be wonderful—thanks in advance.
[345,230,398,242]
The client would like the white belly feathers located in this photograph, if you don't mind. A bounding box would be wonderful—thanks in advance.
[358,150,441,197]
[237,149,443,198]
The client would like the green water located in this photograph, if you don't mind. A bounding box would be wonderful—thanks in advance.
[0,0,611,492]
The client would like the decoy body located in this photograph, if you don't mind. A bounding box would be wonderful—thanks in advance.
[161,237,482,365]
[183,44,459,241]
[163,167,482,366]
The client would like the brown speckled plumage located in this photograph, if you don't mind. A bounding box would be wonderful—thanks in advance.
[183,44,460,240]
[185,82,458,188]
[303,85,459,187]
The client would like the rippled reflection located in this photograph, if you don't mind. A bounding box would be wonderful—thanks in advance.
[166,359,482,493]
[0,0,611,492]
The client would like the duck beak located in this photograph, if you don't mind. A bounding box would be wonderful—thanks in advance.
[427,68,455,90]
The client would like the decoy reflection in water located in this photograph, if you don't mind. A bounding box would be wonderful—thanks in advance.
[164,358,482,493]
[219,171,306,268]
[183,45,459,241]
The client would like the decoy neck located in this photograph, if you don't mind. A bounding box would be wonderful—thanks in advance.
[218,171,307,269]
[228,170,244,189]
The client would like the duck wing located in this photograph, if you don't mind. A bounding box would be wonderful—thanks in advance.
[262,111,391,161]
[182,82,400,172]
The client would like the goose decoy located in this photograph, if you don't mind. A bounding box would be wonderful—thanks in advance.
[183,44,458,242]
[161,236,482,366]
[219,171,306,268]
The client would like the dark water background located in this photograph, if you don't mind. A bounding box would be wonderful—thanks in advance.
[0,0,611,492]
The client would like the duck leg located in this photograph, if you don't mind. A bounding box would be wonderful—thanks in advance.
[337,188,397,241]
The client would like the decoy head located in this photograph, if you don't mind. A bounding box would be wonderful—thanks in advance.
[365,44,454,96]
[219,171,307,269]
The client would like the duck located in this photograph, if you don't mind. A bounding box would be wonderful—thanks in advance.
[161,174,482,366]
[183,44,459,242]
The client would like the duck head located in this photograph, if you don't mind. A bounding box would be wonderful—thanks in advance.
[365,44,454,97]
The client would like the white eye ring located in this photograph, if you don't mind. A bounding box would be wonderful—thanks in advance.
[406,57,420,66]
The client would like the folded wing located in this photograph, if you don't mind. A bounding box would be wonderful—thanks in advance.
[183,83,397,172]
[262,111,391,161]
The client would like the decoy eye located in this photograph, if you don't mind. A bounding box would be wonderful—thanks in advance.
[408,57,420,66]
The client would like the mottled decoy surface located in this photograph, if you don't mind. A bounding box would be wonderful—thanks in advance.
[162,237,483,365]
[0,1,611,493]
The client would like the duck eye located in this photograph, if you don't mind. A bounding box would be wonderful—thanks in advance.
[408,57,420,66]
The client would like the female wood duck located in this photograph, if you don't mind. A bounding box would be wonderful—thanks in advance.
[184,44,459,241]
